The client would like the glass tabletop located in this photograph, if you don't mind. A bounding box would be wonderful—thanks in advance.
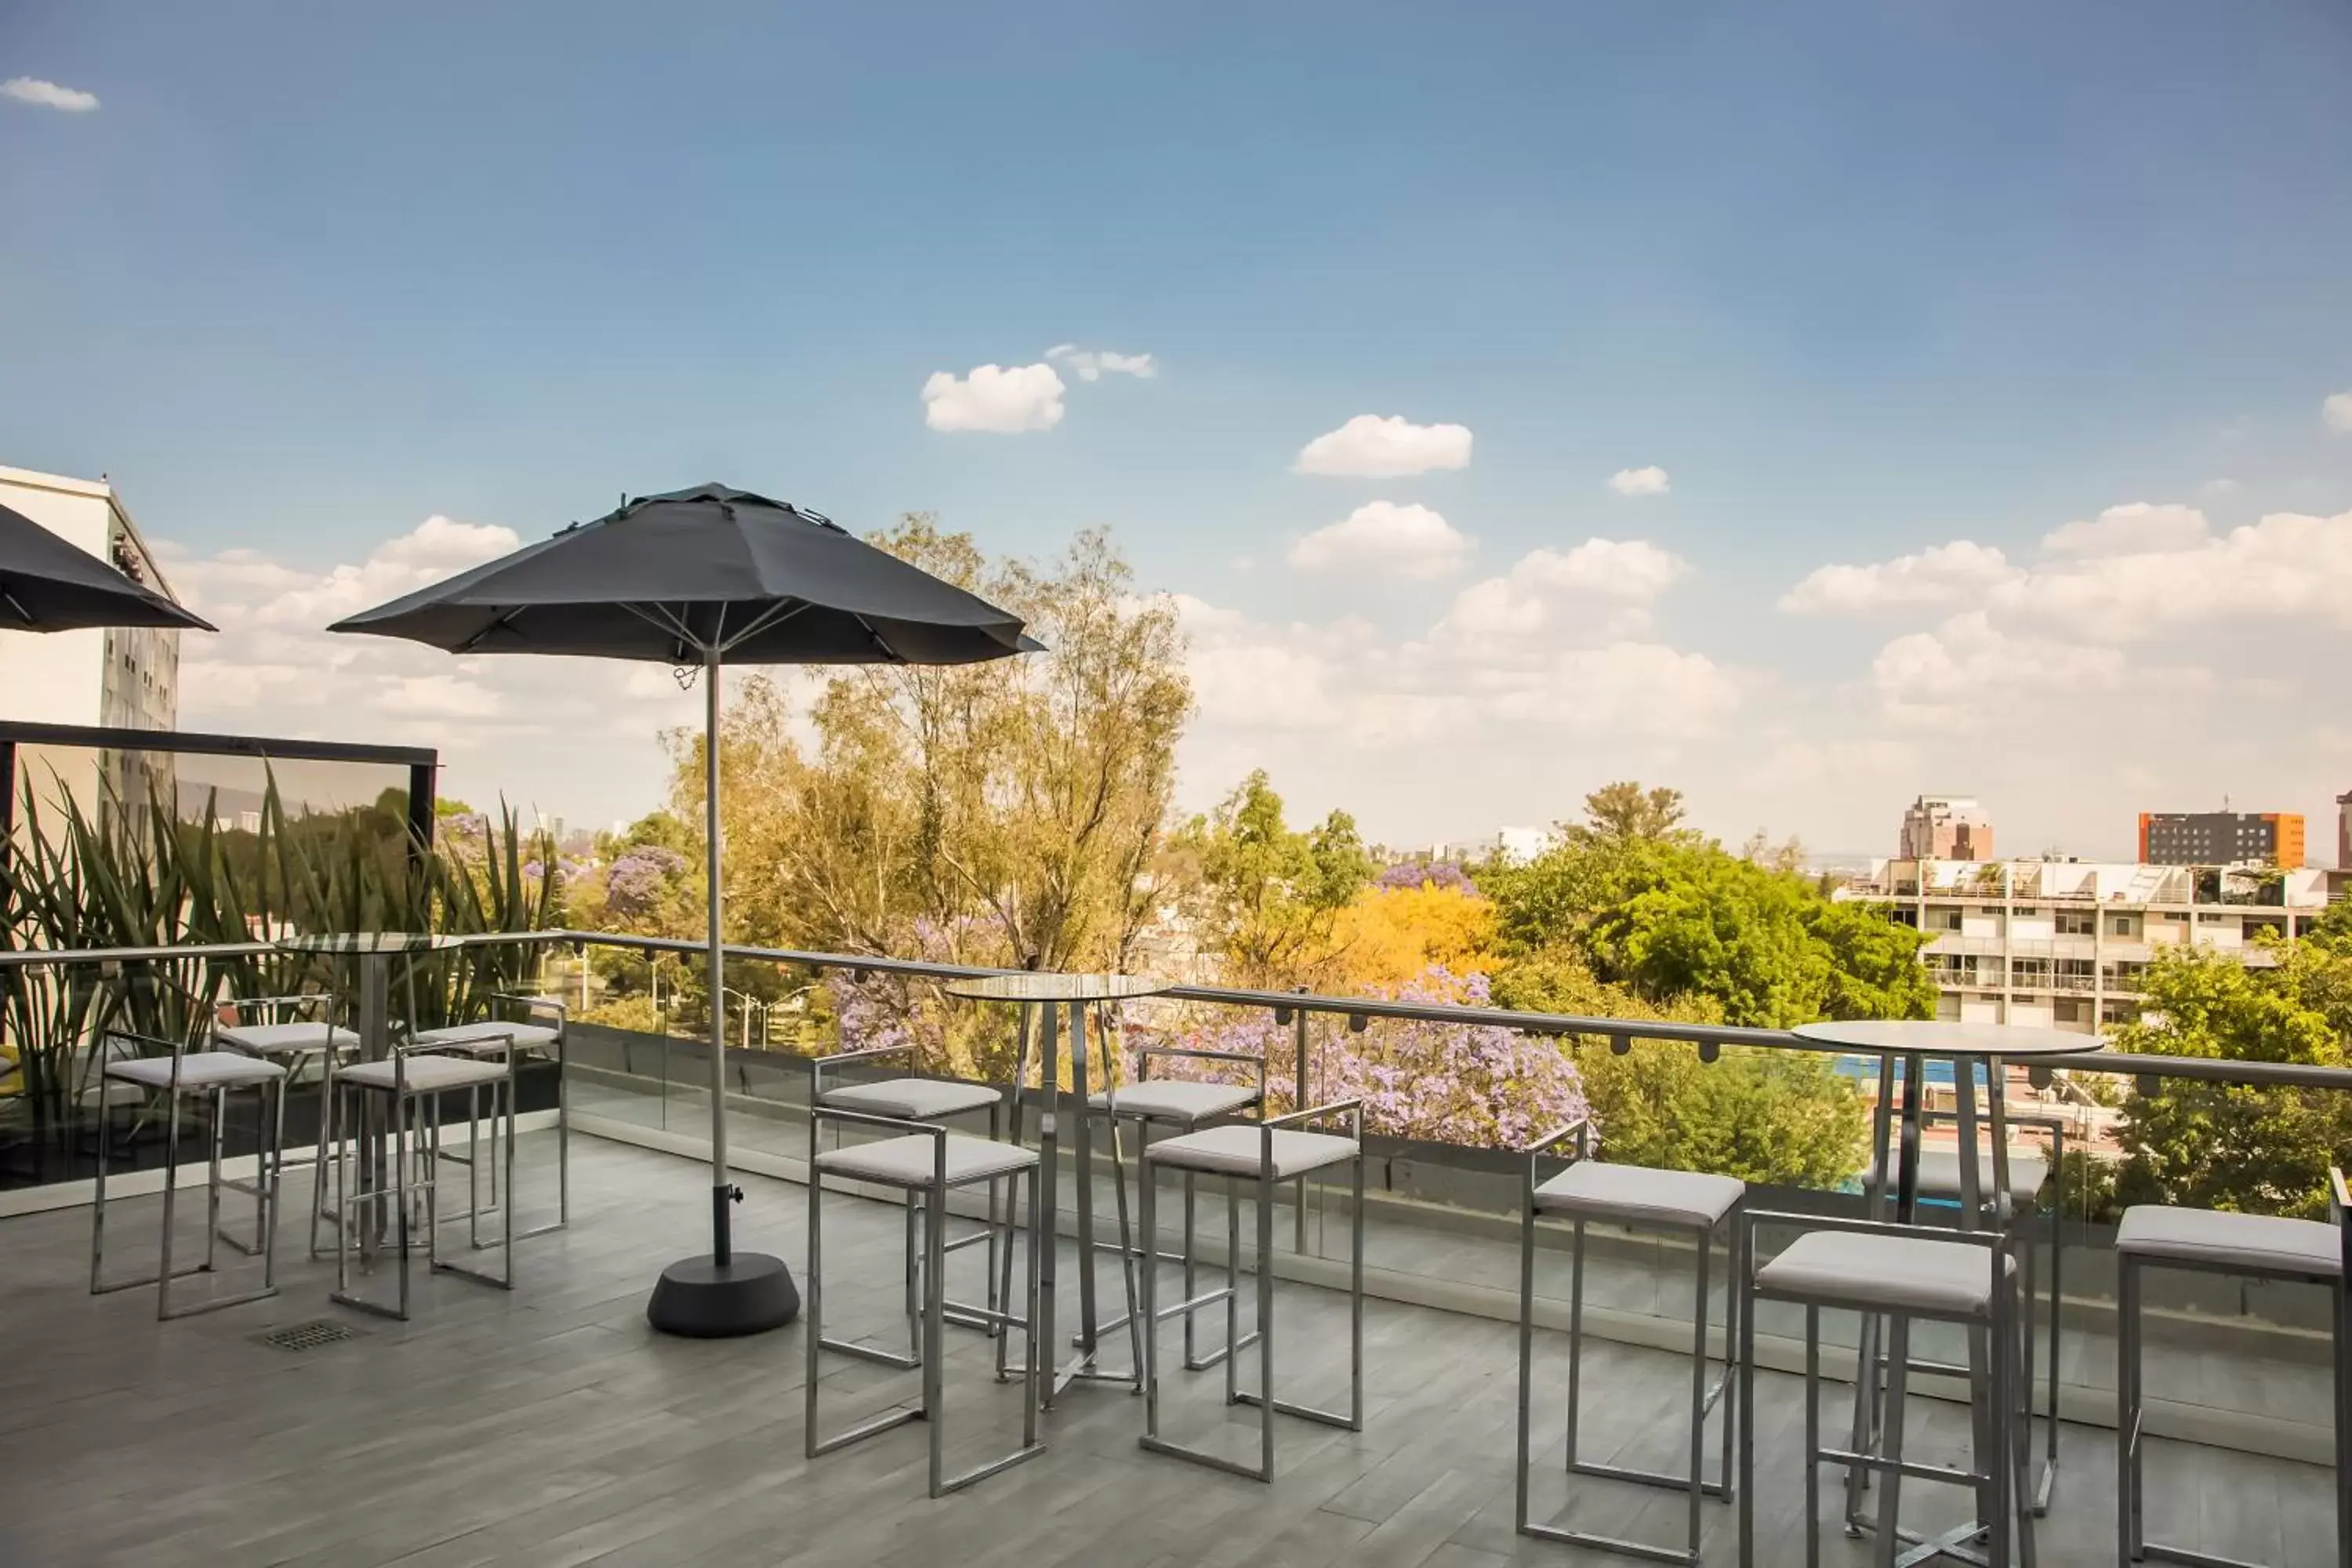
[1791,1018,2100,1058]
[275,932,466,955]
[943,971,1171,1003]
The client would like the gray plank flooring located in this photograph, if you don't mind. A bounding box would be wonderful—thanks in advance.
[0,1132,2333,1566]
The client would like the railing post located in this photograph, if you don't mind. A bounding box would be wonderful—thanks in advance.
[1293,985,1310,1255]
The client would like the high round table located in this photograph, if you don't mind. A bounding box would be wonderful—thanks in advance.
[1790,1019,2094,1231]
[945,971,1170,1402]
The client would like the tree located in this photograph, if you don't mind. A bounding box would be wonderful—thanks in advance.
[1129,970,1588,1149]
[1323,882,1501,991]
[1486,815,1933,1029]
[1176,771,1374,988]
[2112,940,2352,1217]
[1490,946,1869,1187]
[657,519,1190,1072]
[1572,781,1697,847]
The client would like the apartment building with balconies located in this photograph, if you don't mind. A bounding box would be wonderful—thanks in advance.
[1842,855,2340,1035]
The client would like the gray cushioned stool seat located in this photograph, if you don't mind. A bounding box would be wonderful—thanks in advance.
[818,1078,1001,1121]
[411,1021,561,1054]
[1143,1124,1356,1181]
[216,1021,361,1055]
[813,1132,1036,1188]
[2117,1205,2343,1277]
[1535,1161,1744,1229]
[339,1055,510,1094]
[1865,1149,2047,1204]
[1758,1231,2010,1319]
[107,1052,289,1091]
[1091,1080,1261,1123]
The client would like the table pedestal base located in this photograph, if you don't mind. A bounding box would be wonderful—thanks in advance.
[646,1253,799,1338]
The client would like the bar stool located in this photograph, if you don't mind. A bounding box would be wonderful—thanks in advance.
[90,1029,289,1321]
[211,993,360,1260]
[804,1106,1047,1498]
[325,1035,517,1321]
[1860,1100,2071,1515]
[1515,1120,1744,1565]
[1092,1044,1268,1378]
[1738,1214,2033,1568]
[1134,1099,1364,1483]
[809,1044,1010,1366]
[407,995,571,1242]
[2116,1177,2350,1568]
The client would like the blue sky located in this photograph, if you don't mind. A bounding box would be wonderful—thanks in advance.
[6,3,2352,858]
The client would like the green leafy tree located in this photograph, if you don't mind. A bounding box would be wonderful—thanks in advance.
[2113,940,2352,1217]
[1492,946,1869,1187]
[1175,770,1373,987]
[1572,782,1700,848]
[1485,783,1931,1029]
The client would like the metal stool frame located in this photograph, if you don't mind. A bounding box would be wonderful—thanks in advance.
[1737,1211,2035,1568]
[1857,1084,2071,1518]
[1094,1043,1269,1380]
[209,991,359,1261]
[2116,1170,2351,1568]
[1136,1098,1365,1484]
[90,1029,289,1321]
[804,1105,1047,1499]
[1515,1119,1743,1566]
[325,1033,518,1321]
[407,992,571,1242]
[808,1043,1011,1369]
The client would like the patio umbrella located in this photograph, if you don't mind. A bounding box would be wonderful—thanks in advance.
[329,483,1038,1336]
[0,501,216,631]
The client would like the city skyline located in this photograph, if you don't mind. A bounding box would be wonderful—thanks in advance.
[6,5,2350,855]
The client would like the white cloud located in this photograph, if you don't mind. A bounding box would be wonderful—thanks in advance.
[2040,502,2209,557]
[920,363,1066,433]
[1294,415,1473,477]
[378,674,504,720]
[1988,506,2352,638]
[1180,534,1726,764]
[1608,466,1671,497]
[2,77,99,112]
[1045,345,1157,382]
[1778,540,2016,615]
[1870,612,2129,726]
[1432,538,1690,653]
[2325,392,2352,434]
[1286,502,1472,578]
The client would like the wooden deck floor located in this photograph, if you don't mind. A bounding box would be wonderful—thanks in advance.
[0,1134,2333,1566]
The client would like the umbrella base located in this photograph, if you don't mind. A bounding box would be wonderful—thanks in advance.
[645,1252,800,1338]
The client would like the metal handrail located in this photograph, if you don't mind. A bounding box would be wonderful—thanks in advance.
[8,926,2352,1093]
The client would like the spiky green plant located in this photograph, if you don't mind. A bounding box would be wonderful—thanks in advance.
[2,764,559,1168]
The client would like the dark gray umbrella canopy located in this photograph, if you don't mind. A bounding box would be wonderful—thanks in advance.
[328,483,1033,662]
[329,481,1040,1337]
[0,501,216,633]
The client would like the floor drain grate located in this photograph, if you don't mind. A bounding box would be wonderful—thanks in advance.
[254,1319,361,1352]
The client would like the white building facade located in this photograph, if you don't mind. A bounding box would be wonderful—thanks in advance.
[1842,856,2340,1036]
[0,465,186,818]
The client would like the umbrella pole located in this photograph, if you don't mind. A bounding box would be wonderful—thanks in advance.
[705,645,733,1265]
[644,646,799,1337]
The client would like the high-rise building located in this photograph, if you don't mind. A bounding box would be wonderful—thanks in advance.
[2137,811,2304,869]
[1898,793,1993,861]
[2339,790,2351,870]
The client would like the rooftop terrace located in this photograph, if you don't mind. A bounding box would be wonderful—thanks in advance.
[2,1129,2338,1567]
